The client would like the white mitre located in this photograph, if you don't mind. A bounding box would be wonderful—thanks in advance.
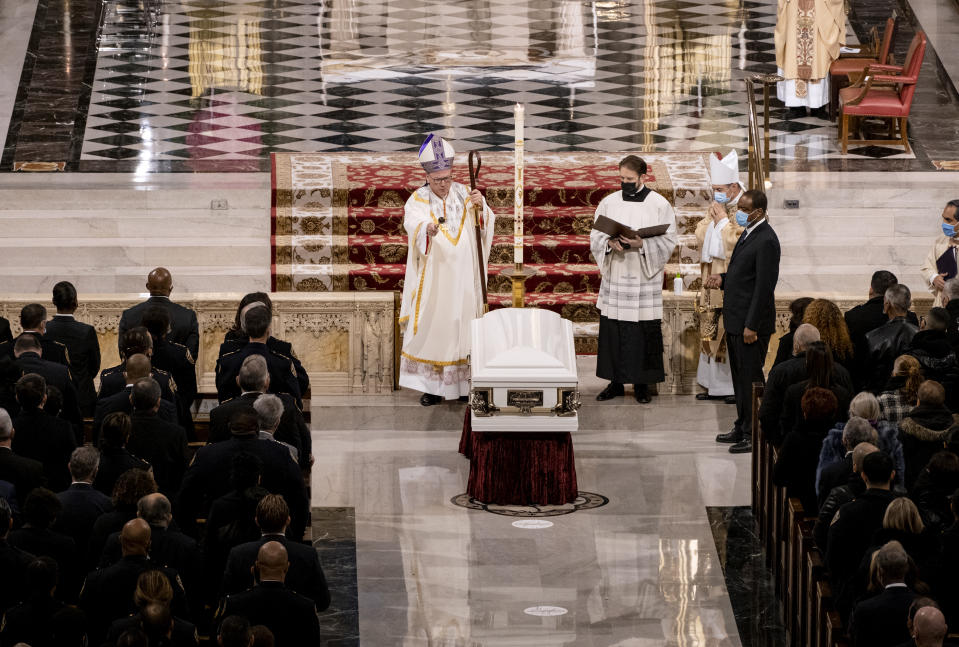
[709,149,739,185]
[418,133,455,174]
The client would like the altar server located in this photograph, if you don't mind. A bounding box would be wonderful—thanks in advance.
[591,155,678,404]
[695,151,746,401]
[399,134,496,406]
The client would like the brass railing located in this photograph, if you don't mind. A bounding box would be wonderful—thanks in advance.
[745,73,782,190]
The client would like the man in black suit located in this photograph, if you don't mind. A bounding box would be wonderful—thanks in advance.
[216,306,302,408]
[865,283,920,393]
[93,353,177,441]
[118,267,199,358]
[220,493,330,611]
[827,451,897,620]
[216,541,321,647]
[757,323,821,446]
[53,446,112,557]
[11,374,76,492]
[0,407,46,509]
[176,408,306,539]
[126,379,188,497]
[210,354,311,468]
[79,518,187,646]
[848,540,917,647]
[13,334,82,436]
[704,190,781,454]
[0,498,33,615]
[44,281,101,417]
[0,303,70,367]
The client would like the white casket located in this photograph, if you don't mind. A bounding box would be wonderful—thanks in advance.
[469,308,580,432]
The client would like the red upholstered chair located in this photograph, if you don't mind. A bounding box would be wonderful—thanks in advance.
[837,31,926,154]
[829,15,898,118]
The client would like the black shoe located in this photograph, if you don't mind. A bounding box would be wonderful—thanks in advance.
[457,395,469,403]
[596,383,625,401]
[729,438,752,454]
[696,393,722,401]
[634,384,652,404]
[420,393,443,406]
[724,395,737,405]
[715,429,742,443]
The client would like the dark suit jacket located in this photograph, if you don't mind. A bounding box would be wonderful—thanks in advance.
[0,317,11,345]
[846,297,919,390]
[0,538,34,614]
[151,337,198,411]
[0,332,70,367]
[127,411,188,496]
[92,385,177,442]
[13,352,81,434]
[53,483,112,556]
[0,596,86,647]
[848,585,916,647]
[11,408,76,492]
[119,296,199,358]
[99,524,198,586]
[8,526,79,597]
[92,446,150,497]
[219,581,320,647]
[773,420,831,514]
[721,220,781,336]
[818,454,853,509]
[44,315,101,417]
[865,317,920,393]
[215,342,302,408]
[0,446,45,509]
[97,364,177,403]
[177,436,306,539]
[221,534,331,611]
[222,332,311,396]
[209,392,311,467]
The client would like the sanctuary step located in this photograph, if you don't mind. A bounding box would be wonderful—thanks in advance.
[0,173,271,293]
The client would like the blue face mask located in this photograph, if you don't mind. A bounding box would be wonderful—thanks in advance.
[735,210,750,227]
[944,222,956,237]
[714,191,729,204]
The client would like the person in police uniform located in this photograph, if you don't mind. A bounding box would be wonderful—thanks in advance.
[0,304,71,367]
[216,305,301,408]
[141,305,197,440]
[92,354,178,442]
[223,292,310,397]
[118,267,199,358]
[98,326,178,406]
[13,334,82,437]
[44,281,101,417]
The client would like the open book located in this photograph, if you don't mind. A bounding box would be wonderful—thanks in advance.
[591,215,670,239]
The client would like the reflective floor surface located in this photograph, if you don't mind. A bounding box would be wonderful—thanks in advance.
[2,0,959,172]
[310,357,750,645]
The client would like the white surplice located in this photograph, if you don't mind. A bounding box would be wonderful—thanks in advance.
[398,182,495,399]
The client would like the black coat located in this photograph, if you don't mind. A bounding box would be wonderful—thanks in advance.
[151,337,197,435]
[13,352,81,435]
[818,454,853,509]
[43,315,101,417]
[221,534,331,611]
[780,380,851,439]
[11,408,76,492]
[848,585,916,647]
[814,470,867,550]
[92,445,151,497]
[846,296,918,390]
[865,317,920,393]
[99,524,198,591]
[898,405,959,490]
[53,483,112,558]
[209,391,311,467]
[119,296,199,358]
[0,596,86,647]
[127,411,188,497]
[0,317,10,345]
[773,419,831,514]
[8,526,78,597]
[98,364,177,404]
[222,332,311,397]
[0,538,34,614]
[93,385,177,442]
[86,507,135,569]
[720,220,781,336]
[215,342,302,408]
[0,446,45,509]
[218,581,320,647]
[106,613,198,646]
[773,330,795,368]
[176,436,307,539]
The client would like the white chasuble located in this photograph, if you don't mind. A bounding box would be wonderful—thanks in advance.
[399,183,495,398]
[590,189,678,323]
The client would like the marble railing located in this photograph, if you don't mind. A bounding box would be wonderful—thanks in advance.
[0,293,396,395]
[0,291,935,396]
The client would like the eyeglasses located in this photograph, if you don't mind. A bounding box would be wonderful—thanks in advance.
[429,175,453,185]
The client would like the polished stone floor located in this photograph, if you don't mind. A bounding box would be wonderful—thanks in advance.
[310,357,748,645]
[2,0,959,172]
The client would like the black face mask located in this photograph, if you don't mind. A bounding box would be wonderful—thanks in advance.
[621,181,638,195]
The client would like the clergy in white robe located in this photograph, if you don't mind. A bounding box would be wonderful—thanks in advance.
[774,0,845,108]
[398,134,495,405]
[591,156,678,403]
[919,200,959,307]
[696,151,746,399]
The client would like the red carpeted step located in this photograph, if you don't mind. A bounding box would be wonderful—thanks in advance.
[347,234,595,266]
[348,205,598,237]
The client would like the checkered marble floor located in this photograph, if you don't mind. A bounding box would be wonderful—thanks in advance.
[79,0,915,168]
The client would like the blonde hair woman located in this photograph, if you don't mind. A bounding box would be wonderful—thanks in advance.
[878,355,923,424]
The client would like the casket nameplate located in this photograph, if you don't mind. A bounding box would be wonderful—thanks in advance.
[507,390,544,414]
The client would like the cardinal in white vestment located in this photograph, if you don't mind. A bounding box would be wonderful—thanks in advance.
[591,155,678,404]
[695,150,746,400]
[398,134,496,406]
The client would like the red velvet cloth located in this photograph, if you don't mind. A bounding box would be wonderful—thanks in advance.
[459,409,578,505]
